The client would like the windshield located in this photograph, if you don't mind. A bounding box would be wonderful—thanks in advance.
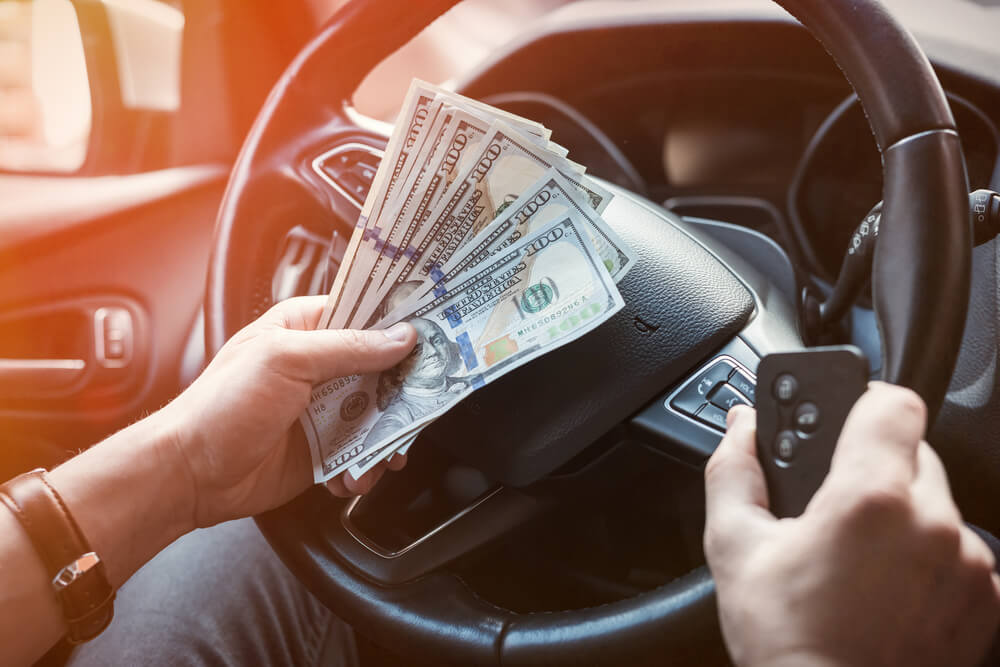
[309,0,1000,122]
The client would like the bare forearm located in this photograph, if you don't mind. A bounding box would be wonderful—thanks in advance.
[48,407,194,588]
[0,297,415,665]
[0,409,194,666]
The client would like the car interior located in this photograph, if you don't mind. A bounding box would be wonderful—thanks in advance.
[3,0,1000,664]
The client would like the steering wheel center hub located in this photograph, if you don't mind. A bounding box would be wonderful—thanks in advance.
[427,191,754,486]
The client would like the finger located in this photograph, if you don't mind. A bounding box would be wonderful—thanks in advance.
[266,295,330,330]
[960,525,999,583]
[325,476,354,498]
[342,464,388,496]
[910,442,962,526]
[386,453,408,472]
[826,382,926,494]
[274,323,417,383]
[704,407,772,532]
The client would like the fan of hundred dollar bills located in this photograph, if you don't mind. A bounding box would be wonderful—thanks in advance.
[301,80,637,483]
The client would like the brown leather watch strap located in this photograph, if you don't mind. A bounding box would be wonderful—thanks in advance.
[0,469,114,643]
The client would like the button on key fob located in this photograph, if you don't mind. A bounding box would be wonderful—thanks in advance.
[755,346,869,518]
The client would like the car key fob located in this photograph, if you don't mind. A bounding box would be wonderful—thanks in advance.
[755,346,869,518]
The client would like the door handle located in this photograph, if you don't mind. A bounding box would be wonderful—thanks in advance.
[0,358,87,396]
[0,296,145,415]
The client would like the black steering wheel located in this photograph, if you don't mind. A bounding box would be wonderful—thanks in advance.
[205,1,971,664]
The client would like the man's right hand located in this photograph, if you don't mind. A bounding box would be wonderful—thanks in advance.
[704,382,1000,667]
[162,295,417,530]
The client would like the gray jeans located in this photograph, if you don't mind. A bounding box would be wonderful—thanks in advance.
[66,519,358,666]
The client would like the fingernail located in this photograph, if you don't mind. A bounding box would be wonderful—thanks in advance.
[726,406,748,429]
[383,322,412,343]
[727,406,758,431]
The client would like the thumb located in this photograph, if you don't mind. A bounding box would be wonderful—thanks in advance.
[271,322,417,383]
[704,407,774,553]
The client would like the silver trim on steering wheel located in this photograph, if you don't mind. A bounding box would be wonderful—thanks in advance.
[341,487,503,559]
[311,143,385,210]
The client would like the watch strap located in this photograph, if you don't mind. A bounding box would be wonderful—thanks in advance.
[0,469,115,643]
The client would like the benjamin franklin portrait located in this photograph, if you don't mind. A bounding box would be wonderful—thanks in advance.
[364,317,467,446]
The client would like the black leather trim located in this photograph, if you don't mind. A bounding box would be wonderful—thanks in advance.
[498,567,726,667]
[766,0,971,421]
[260,489,728,666]
[875,129,971,423]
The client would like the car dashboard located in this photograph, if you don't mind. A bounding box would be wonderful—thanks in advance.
[452,1,1000,284]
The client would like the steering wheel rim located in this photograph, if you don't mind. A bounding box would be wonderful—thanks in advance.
[205,1,971,664]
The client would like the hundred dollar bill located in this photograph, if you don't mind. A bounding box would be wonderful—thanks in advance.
[355,80,550,231]
[323,84,552,331]
[347,427,420,479]
[349,124,612,329]
[302,214,625,483]
[400,125,615,283]
[322,97,467,331]
[384,169,635,322]
[329,106,492,329]
[318,82,439,329]
[378,101,556,244]
[355,175,636,473]
[456,170,633,281]
[375,84,551,222]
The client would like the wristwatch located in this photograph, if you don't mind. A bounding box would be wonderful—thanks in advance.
[0,469,115,643]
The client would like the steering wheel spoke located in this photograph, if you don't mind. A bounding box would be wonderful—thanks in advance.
[208,100,391,330]
[270,225,342,302]
[632,337,760,466]
[326,484,541,585]
[290,115,388,229]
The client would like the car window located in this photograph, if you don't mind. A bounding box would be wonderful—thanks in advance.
[306,0,997,122]
[0,0,184,175]
[0,0,91,173]
[315,0,571,121]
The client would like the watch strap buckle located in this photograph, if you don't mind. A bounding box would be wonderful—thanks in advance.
[52,552,102,591]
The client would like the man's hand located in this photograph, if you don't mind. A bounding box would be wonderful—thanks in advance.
[2,296,416,666]
[704,382,1000,667]
[160,296,417,529]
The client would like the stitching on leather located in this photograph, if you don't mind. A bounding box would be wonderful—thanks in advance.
[0,490,25,522]
[506,567,710,620]
[1,481,60,573]
[994,239,1000,374]
[450,572,510,617]
[37,478,79,563]
[444,572,512,664]
[445,555,711,642]
[0,490,34,550]
[449,565,709,631]
[39,473,87,548]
